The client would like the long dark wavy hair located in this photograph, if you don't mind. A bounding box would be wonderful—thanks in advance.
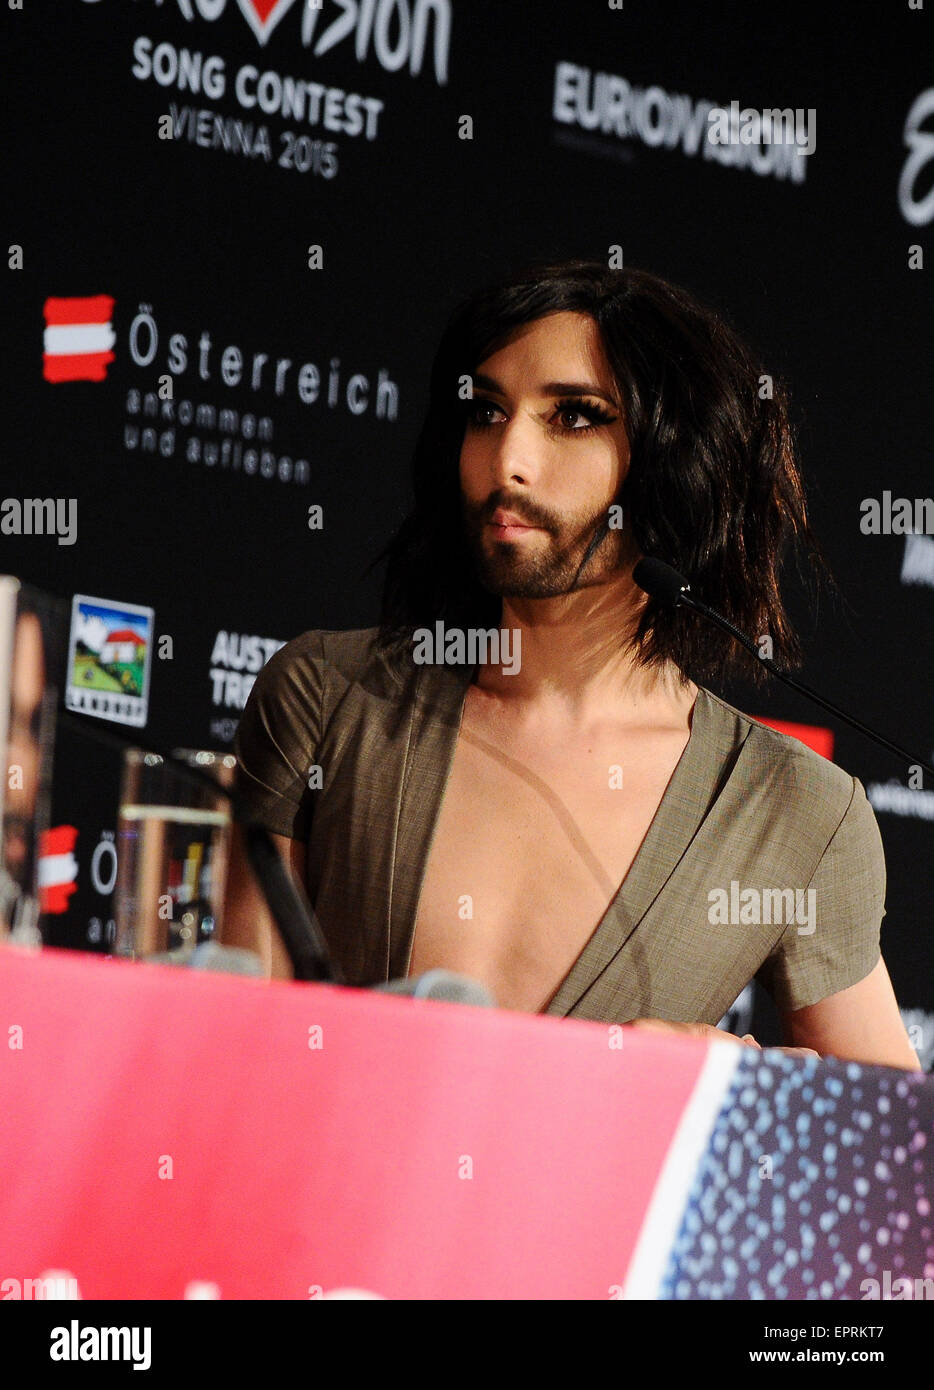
[374,257,827,685]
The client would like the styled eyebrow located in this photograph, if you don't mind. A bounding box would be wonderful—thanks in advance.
[472,373,620,411]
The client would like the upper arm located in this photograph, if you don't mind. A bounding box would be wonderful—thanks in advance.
[232,631,326,841]
[755,775,886,1017]
[224,632,325,977]
[754,771,920,1068]
[779,955,922,1070]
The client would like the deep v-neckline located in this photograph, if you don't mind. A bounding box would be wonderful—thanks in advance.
[388,662,716,1015]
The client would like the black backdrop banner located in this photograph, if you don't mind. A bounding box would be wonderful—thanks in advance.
[2,0,932,1055]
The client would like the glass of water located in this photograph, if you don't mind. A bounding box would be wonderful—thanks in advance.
[113,748,235,960]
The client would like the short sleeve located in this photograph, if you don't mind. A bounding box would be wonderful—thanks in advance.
[232,631,326,840]
[754,776,885,1013]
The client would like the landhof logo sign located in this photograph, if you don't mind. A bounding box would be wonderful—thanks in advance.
[65,595,155,728]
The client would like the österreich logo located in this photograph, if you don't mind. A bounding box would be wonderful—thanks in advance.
[38,826,79,915]
[235,0,299,46]
[43,296,116,383]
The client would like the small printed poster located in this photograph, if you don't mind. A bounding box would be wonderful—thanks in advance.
[65,595,154,728]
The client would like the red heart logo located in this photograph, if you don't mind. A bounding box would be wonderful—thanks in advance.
[235,0,299,46]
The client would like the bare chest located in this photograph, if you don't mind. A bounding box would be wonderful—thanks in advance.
[407,694,692,1012]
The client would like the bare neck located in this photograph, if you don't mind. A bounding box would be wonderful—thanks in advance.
[473,572,698,729]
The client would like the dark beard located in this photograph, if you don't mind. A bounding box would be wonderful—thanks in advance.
[461,494,625,598]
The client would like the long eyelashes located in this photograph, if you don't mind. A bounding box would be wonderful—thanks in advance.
[464,396,618,437]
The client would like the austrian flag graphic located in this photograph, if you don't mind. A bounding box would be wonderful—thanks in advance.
[42,295,116,383]
[37,824,79,915]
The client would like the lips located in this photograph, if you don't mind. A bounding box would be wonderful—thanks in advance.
[490,509,537,529]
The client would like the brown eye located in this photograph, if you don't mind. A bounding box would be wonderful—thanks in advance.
[467,399,501,427]
[551,398,619,436]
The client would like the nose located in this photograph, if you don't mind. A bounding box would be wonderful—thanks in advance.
[484,411,543,489]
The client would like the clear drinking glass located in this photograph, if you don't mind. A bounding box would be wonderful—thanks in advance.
[113,748,235,960]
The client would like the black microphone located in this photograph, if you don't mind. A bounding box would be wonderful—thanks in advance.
[633,557,934,780]
[57,710,338,983]
[241,819,338,983]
